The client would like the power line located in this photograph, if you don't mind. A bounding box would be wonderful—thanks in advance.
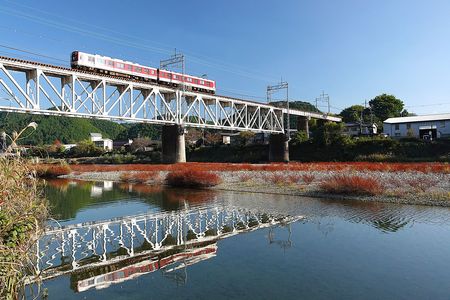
[0,44,67,63]
[0,3,278,83]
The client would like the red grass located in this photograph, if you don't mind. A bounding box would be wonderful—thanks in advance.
[34,164,71,178]
[286,174,302,184]
[68,162,450,174]
[301,174,315,184]
[165,170,221,188]
[319,174,383,196]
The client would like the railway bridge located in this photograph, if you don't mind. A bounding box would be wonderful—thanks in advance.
[0,56,340,162]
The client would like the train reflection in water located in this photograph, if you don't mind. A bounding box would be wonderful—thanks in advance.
[34,202,302,291]
[75,240,217,292]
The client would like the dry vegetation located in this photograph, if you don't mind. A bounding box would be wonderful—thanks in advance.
[0,158,47,299]
[34,163,72,178]
[69,162,450,174]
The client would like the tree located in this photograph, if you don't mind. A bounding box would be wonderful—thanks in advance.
[369,94,405,123]
[339,105,365,123]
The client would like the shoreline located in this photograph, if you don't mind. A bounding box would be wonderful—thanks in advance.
[61,168,450,207]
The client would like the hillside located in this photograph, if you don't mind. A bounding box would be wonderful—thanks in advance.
[0,112,160,145]
[270,100,321,113]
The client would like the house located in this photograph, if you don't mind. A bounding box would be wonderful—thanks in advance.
[383,113,450,139]
[113,139,133,150]
[90,133,113,151]
[343,123,378,137]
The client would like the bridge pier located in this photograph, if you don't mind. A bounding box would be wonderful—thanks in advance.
[162,125,186,163]
[297,116,310,138]
[269,133,289,162]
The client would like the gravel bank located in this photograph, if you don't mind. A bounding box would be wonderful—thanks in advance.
[63,170,450,207]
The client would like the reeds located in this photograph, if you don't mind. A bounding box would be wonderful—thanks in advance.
[0,158,47,299]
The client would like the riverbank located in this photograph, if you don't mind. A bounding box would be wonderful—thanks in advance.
[59,162,450,207]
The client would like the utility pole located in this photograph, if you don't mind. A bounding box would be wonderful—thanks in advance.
[315,91,330,114]
[267,81,289,138]
[160,49,186,92]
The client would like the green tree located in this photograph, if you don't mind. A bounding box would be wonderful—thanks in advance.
[339,105,365,123]
[369,94,405,123]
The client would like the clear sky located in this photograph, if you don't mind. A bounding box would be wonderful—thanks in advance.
[1,0,450,114]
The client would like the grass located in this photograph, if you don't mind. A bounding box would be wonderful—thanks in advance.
[68,162,450,174]
[0,158,47,299]
[165,170,221,188]
[34,164,72,178]
[319,174,383,196]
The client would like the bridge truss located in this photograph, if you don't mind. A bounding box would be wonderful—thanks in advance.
[0,56,284,133]
[34,205,301,281]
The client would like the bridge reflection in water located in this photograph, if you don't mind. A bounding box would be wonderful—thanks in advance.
[35,205,301,292]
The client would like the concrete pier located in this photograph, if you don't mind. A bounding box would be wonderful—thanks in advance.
[162,125,186,163]
[269,133,289,162]
[297,116,310,138]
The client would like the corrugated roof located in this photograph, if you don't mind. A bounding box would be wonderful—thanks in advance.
[384,113,450,124]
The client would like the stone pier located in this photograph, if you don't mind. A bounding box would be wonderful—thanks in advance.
[269,133,289,162]
[297,116,310,138]
[161,125,186,163]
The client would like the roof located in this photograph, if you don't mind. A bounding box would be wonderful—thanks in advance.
[90,133,102,138]
[384,113,450,124]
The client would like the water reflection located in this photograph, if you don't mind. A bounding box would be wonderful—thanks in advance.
[35,202,301,287]
[72,240,218,292]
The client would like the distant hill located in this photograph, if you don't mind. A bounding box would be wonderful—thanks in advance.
[270,100,321,113]
[0,112,161,145]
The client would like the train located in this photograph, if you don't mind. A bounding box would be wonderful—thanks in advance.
[70,51,216,94]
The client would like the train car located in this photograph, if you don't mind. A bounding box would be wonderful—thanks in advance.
[158,69,216,94]
[71,51,158,82]
[70,51,216,94]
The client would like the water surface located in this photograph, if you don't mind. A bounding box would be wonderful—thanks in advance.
[32,179,450,299]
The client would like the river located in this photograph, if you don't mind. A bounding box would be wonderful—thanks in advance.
[29,179,450,299]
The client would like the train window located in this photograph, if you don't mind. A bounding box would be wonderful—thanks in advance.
[173,75,177,79]
[116,63,124,68]
[97,58,105,64]
[126,65,132,70]
[107,60,114,66]
[200,80,205,85]
[143,69,149,74]
[135,67,142,73]
[88,56,95,62]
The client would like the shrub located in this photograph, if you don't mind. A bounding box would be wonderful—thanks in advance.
[68,140,104,158]
[165,170,221,188]
[319,174,382,196]
[34,164,72,178]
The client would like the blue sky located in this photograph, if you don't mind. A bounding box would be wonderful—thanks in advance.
[1,0,450,114]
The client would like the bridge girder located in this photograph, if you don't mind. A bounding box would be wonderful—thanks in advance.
[0,57,285,133]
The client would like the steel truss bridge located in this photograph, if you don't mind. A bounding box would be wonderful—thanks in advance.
[0,56,339,134]
[33,205,301,282]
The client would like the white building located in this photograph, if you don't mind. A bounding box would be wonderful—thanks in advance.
[343,123,378,137]
[383,113,450,140]
[89,133,113,151]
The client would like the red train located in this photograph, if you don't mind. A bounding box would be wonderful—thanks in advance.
[70,51,216,94]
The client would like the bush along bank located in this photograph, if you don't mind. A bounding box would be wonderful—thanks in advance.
[0,158,47,299]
